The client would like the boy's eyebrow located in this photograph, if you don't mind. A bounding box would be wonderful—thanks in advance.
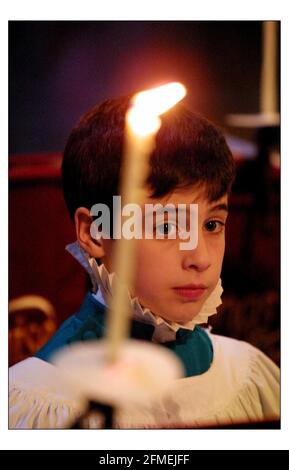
[208,203,229,213]
[143,206,178,218]
[143,202,229,216]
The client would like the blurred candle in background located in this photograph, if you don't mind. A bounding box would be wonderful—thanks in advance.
[260,21,278,115]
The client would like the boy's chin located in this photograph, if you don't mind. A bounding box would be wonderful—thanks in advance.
[158,302,203,325]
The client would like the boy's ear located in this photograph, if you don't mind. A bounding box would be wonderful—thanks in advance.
[74,207,105,259]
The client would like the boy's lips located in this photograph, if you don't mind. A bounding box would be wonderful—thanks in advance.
[173,284,207,300]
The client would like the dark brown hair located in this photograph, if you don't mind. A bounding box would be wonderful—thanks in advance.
[62,95,235,220]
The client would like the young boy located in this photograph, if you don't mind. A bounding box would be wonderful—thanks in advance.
[9,96,280,429]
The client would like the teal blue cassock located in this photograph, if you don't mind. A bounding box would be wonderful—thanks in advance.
[35,291,214,378]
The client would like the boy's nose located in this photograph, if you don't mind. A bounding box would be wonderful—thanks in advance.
[181,232,211,272]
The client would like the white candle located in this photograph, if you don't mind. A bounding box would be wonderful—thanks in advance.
[106,83,186,362]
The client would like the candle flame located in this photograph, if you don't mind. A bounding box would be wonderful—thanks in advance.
[127,82,186,137]
[127,109,161,137]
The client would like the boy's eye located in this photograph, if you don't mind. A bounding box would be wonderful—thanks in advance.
[155,222,177,237]
[204,220,225,233]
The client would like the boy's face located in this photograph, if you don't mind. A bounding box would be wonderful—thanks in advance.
[102,184,228,324]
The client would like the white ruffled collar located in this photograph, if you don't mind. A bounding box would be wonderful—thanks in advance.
[66,241,223,343]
